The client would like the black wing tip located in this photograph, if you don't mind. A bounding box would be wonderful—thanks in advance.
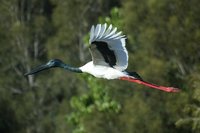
[127,71,143,81]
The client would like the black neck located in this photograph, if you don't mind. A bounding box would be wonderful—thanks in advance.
[62,64,82,73]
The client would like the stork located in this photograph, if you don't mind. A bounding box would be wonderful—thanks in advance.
[25,24,180,92]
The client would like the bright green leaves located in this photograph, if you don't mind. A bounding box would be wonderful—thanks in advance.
[67,75,121,133]
[98,7,123,28]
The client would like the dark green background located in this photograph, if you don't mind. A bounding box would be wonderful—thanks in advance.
[0,0,199,133]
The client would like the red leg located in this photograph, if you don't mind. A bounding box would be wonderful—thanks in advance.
[119,77,180,93]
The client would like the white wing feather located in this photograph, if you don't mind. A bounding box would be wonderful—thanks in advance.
[104,27,117,39]
[93,24,101,40]
[97,23,107,39]
[89,25,95,43]
[102,25,113,39]
[89,24,128,71]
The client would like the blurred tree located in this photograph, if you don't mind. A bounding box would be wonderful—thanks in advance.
[122,0,200,132]
[67,75,121,133]
[0,0,199,133]
[0,0,123,133]
[0,0,56,133]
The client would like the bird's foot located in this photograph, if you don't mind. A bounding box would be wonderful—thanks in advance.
[161,87,180,93]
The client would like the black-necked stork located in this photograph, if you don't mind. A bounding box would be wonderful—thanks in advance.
[25,24,180,92]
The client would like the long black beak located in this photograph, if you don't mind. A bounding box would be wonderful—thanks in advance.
[24,64,50,76]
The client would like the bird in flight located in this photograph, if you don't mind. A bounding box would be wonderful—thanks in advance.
[25,24,180,93]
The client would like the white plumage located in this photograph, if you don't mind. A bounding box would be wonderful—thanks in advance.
[90,24,128,69]
[80,23,129,79]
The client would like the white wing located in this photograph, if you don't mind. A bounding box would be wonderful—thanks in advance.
[89,23,128,71]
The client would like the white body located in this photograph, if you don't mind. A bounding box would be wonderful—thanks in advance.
[81,24,129,79]
[80,61,128,79]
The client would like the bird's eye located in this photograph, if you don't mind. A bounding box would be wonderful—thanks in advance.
[47,60,54,65]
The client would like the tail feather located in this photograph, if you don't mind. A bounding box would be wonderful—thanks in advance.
[120,77,180,93]
[127,71,143,81]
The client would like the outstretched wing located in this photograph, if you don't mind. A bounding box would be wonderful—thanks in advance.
[89,23,128,71]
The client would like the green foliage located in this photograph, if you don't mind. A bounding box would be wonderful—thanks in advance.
[67,75,121,133]
[0,0,200,133]
[122,0,200,132]
[176,72,200,132]
[98,7,123,28]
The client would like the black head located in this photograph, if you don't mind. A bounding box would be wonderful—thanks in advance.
[46,59,64,67]
[24,59,64,76]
